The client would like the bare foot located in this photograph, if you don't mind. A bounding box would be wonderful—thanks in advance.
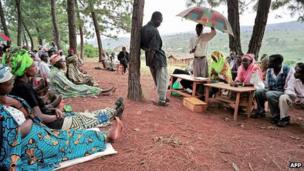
[101,87,114,93]
[107,117,123,142]
[101,87,116,96]
[114,97,124,118]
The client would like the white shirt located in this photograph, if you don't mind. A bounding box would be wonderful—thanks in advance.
[189,30,216,57]
[39,61,51,78]
[285,76,304,104]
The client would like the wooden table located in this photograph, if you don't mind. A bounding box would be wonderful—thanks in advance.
[169,74,209,97]
[204,82,256,121]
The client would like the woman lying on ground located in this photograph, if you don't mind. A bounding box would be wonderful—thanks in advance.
[6,51,122,130]
[0,67,123,170]
[66,48,96,86]
[49,54,115,98]
[209,51,232,84]
[231,53,263,87]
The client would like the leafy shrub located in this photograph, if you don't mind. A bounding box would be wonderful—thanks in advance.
[285,60,296,66]
[84,44,98,58]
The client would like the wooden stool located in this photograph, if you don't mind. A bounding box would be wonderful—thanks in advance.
[116,64,124,75]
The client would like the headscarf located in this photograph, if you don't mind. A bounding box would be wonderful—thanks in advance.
[235,53,263,83]
[68,48,75,54]
[0,64,13,83]
[209,51,232,83]
[10,48,33,77]
[50,54,62,65]
[210,51,226,74]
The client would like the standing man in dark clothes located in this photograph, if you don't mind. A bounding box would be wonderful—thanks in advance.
[141,11,169,106]
[117,47,129,74]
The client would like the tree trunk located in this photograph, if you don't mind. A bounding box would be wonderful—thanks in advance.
[91,8,106,67]
[36,27,43,46]
[22,21,34,50]
[227,0,243,55]
[23,32,29,49]
[51,0,61,49]
[0,0,10,45]
[16,0,22,46]
[127,0,144,101]
[67,0,77,51]
[75,0,84,59]
[247,0,272,60]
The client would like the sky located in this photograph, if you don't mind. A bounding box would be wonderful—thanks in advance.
[141,0,296,35]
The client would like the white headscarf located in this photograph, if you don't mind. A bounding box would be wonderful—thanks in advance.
[0,64,14,83]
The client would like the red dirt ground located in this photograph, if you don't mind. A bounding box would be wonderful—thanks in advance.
[61,61,304,171]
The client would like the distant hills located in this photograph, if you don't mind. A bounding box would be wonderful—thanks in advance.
[97,21,304,63]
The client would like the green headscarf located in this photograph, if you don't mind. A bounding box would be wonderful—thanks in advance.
[210,51,226,74]
[10,48,33,77]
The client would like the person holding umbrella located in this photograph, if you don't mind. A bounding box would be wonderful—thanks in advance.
[178,7,234,77]
[189,24,216,77]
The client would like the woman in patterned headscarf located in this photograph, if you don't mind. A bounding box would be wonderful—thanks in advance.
[232,53,263,86]
[49,53,115,98]
[0,64,124,170]
[209,51,232,83]
[66,48,95,86]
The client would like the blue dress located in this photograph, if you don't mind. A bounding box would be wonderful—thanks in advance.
[0,104,107,171]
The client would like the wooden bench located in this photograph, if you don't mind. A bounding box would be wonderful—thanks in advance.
[204,82,256,121]
[169,74,209,97]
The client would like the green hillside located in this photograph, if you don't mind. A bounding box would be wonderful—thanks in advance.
[163,29,304,64]
[103,21,304,64]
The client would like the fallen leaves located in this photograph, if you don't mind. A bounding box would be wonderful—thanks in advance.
[133,128,140,132]
[232,162,240,171]
[153,135,183,148]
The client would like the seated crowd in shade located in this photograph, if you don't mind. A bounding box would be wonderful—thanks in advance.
[0,44,124,170]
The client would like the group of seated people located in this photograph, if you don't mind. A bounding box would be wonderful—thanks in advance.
[173,51,304,127]
[0,46,124,170]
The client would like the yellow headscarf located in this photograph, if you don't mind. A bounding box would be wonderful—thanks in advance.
[209,51,232,83]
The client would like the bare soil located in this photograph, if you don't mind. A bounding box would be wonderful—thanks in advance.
[61,61,304,171]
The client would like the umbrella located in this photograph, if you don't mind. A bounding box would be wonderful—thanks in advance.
[177,7,234,36]
[0,33,11,41]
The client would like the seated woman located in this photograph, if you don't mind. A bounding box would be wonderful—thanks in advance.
[49,54,115,98]
[66,48,95,86]
[7,52,122,130]
[0,68,123,170]
[171,60,193,93]
[231,53,263,86]
[209,51,232,83]
[32,77,62,109]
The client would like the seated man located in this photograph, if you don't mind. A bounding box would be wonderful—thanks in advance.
[252,54,294,124]
[277,62,304,127]
[38,52,50,78]
[66,48,95,86]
